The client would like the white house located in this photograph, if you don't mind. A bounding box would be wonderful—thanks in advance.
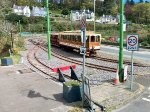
[31,6,46,17]
[13,4,30,17]
[13,4,46,17]
[23,6,31,17]
[96,14,117,24]
[72,10,94,21]
[31,6,40,16]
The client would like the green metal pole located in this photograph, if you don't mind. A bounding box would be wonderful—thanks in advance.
[70,10,73,31]
[19,20,21,36]
[10,30,13,49]
[119,0,124,82]
[46,0,51,60]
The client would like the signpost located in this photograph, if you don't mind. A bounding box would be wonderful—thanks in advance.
[127,34,139,90]
[127,35,139,51]
[81,15,86,107]
[83,76,95,110]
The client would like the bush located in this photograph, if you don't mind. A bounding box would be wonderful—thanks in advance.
[64,80,81,87]
[6,13,29,25]
[141,41,149,46]
[15,37,25,49]
[61,9,69,15]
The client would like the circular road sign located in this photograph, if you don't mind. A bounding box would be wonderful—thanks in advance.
[127,35,139,51]
[128,36,137,46]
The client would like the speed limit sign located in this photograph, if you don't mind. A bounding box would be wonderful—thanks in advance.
[127,35,139,51]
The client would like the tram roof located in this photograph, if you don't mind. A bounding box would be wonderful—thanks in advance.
[51,30,101,36]
[62,30,100,35]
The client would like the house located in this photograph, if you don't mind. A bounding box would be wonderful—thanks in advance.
[13,4,46,17]
[31,6,46,17]
[71,10,94,21]
[23,6,31,17]
[13,4,30,17]
[96,15,116,24]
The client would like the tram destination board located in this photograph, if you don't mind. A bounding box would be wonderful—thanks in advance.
[127,35,139,51]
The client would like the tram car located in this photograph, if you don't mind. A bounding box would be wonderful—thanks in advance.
[50,30,101,56]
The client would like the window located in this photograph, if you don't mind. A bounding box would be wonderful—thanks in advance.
[86,36,89,42]
[91,36,95,42]
[72,35,75,41]
[78,35,81,42]
[96,36,100,42]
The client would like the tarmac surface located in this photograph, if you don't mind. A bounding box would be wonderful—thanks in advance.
[0,64,145,112]
[0,64,78,112]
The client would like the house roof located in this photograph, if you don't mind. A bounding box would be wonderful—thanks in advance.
[13,4,27,10]
[72,10,93,14]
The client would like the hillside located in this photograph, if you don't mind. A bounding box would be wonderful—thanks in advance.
[0,0,13,56]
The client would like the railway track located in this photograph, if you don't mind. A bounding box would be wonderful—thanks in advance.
[27,43,75,82]
[28,39,150,83]
[30,39,149,75]
[94,56,149,67]
[36,43,116,73]
[27,46,58,80]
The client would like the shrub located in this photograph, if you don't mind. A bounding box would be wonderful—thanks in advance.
[61,9,69,15]
[64,80,81,87]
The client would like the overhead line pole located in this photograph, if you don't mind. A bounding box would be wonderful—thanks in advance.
[70,10,73,31]
[119,0,124,82]
[94,0,96,33]
[46,0,51,60]
[19,20,21,36]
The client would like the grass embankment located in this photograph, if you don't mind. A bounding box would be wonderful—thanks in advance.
[0,54,21,65]
[0,36,25,65]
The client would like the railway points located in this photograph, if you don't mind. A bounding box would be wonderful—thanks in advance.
[1,36,149,112]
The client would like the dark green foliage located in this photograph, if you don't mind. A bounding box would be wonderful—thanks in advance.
[130,0,135,5]
[6,13,21,24]
[64,80,81,87]
[139,0,144,3]
[61,9,69,15]
[5,13,29,25]
[102,0,115,15]
[0,31,3,37]
[29,16,46,24]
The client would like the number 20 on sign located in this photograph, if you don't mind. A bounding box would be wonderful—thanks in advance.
[127,35,139,51]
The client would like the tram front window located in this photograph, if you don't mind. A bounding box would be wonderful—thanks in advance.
[96,36,100,42]
[86,36,89,42]
[91,36,95,42]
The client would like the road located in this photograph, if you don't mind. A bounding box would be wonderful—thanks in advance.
[100,45,150,111]
[100,45,150,63]
[114,74,150,112]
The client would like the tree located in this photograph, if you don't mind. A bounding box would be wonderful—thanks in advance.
[102,0,115,15]
[132,3,150,24]
[61,9,69,15]
[139,0,144,3]
[126,0,130,4]
[125,3,134,22]
[130,0,135,5]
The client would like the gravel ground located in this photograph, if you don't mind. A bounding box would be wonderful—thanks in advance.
[23,37,150,85]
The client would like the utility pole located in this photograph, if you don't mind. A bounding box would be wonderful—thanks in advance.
[10,30,13,49]
[119,0,124,82]
[46,0,51,60]
[70,10,73,31]
[19,20,21,36]
[94,0,96,33]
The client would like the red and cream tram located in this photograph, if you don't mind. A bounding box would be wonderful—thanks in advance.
[51,30,101,56]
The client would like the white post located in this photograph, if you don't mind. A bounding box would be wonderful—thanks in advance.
[130,51,134,90]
